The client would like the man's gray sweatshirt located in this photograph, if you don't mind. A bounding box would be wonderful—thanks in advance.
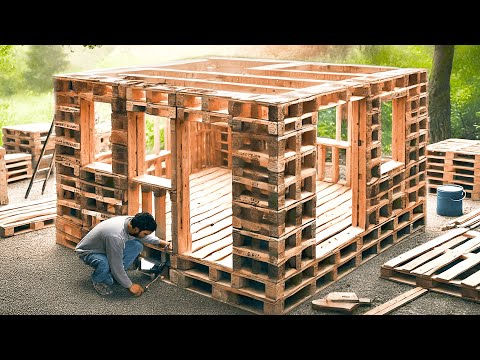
[75,216,160,288]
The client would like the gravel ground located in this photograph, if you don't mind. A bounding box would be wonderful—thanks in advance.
[1,176,479,316]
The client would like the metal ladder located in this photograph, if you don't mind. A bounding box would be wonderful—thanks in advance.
[25,117,56,199]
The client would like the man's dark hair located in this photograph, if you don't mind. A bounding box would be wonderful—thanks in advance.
[131,212,157,232]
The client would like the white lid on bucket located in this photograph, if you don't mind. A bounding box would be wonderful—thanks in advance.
[438,184,463,192]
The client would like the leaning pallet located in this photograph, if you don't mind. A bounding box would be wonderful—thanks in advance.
[381,228,480,303]
[0,146,8,205]
[427,138,480,200]
[0,197,56,237]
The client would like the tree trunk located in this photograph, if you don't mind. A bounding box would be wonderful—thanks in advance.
[428,45,454,143]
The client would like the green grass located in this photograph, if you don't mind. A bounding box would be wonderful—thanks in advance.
[0,92,54,146]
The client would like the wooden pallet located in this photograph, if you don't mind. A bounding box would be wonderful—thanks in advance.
[427,138,480,200]
[0,146,7,205]
[0,198,56,237]
[4,152,32,183]
[381,228,480,303]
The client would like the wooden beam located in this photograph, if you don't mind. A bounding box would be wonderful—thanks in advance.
[154,189,167,241]
[392,96,406,163]
[357,99,367,229]
[127,111,139,215]
[350,100,359,225]
[173,112,191,254]
[141,186,153,213]
[154,117,160,154]
[363,287,428,315]
[136,112,146,175]
[80,99,95,166]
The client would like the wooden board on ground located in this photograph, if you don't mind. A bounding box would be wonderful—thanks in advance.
[363,287,428,315]
[381,228,480,303]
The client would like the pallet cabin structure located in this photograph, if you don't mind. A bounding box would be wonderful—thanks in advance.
[53,57,428,314]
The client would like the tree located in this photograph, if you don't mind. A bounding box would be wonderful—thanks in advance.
[429,45,455,143]
[23,45,69,93]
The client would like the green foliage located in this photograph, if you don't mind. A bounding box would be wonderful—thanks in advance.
[317,108,336,138]
[24,46,69,93]
[381,101,392,156]
[0,99,13,146]
[450,45,480,140]
[145,116,165,154]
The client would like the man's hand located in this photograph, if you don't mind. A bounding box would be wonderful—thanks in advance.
[129,283,145,297]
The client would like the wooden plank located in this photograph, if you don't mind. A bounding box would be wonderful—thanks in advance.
[127,111,139,215]
[316,185,349,207]
[392,97,406,163]
[433,253,480,282]
[132,174,172,190]
[315,203,352,230]
[396,235,468,272]
[80,98,94,166]
[204,244,232,262]
[315,216,353,244]
[382,228,470,269]
[357,99,367,228]
[191,208,232,234]
[317,144,326,180]
[141,187,152,213]
[363,287,428,315]
[461,268,480,288]
[311,299,361,313]
[192,216,231,242]
[411,237,480,276]
[191,235,232,260]
[316,225,363,258]
[154,189,167,241]
[316,190,352,218]
[192,226,233,253]
[174,112,191,254]
[190,201,232,227]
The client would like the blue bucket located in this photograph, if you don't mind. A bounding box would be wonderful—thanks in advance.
[436,184,465,217]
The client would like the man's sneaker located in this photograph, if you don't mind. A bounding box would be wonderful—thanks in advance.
[92,281,113,296]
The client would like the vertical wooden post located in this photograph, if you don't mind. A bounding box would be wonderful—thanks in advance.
[154,188,167,240]
[173,111,191,254]
[136,112,146,176]
[357,99,367,229]
[392,97,406,163]
[80,99,95,166]
[127,111,139,215]
[154,117,160,155]
[351,100,360,226]
[165,116,171,151]
[141,185,153,213]
[346,102,352,187]
[227,125,232,169]
[317,144,326,181]
[332,105,341,183]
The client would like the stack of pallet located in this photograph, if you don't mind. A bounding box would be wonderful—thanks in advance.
[54,78,127,249]
[427,138,480,200]
[2,123,55,169]
[4,152,32,183]
[0,146,8,205]
[0,197,56,237]
[227,99,318,314]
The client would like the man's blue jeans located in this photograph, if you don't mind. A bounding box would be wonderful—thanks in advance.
[81,240,143,286]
